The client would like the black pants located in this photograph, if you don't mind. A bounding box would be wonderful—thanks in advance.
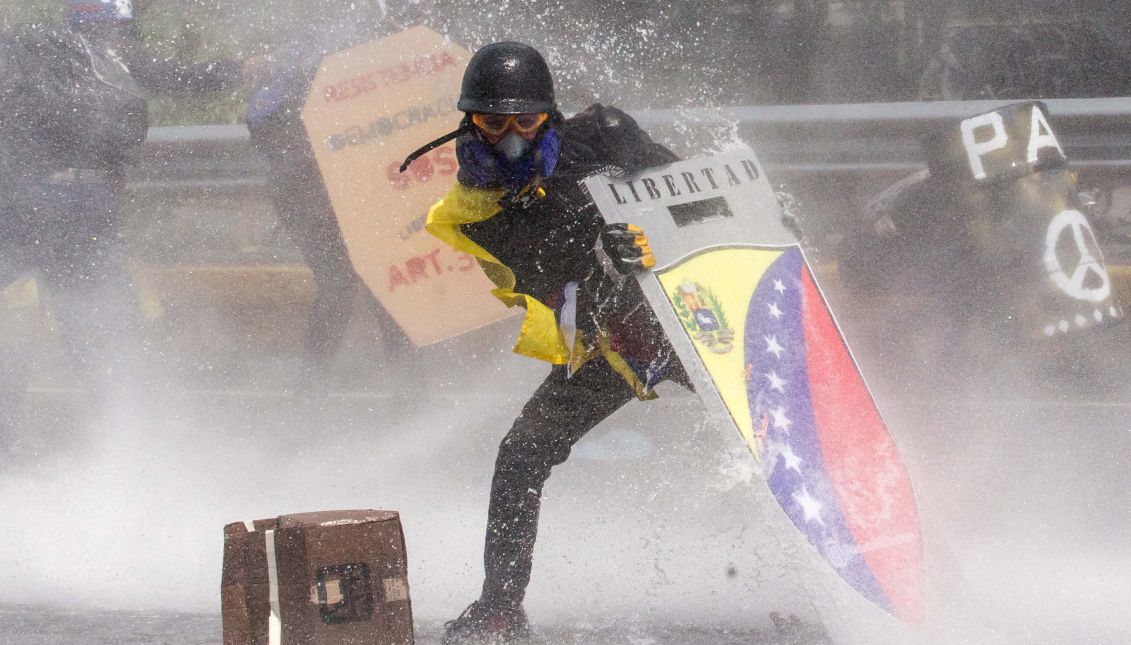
[479,359,647,608]
[270,174,410,379]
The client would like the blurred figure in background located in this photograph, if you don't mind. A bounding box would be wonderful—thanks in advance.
[245,3,419,395]
[0,0,242,440]
[837,102,1122,385]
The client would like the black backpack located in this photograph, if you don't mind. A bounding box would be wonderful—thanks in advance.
[8,26,148,163]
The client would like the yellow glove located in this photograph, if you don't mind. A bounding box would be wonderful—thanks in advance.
[600,223,655,272]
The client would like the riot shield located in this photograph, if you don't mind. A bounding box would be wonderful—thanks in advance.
[584,148,927,643]
[931,101,1123,338]
[843,102,1123,341]
[302,27,515,346]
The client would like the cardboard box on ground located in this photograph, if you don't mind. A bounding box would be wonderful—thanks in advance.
[222,510,413,645]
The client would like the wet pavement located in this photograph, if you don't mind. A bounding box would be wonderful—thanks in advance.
[0,606,823,644]
[2,288,1130,644]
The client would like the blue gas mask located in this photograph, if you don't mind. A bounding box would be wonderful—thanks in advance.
[456,127,561,192]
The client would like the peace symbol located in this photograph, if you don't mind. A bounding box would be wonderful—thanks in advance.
[1043,209,1111,302]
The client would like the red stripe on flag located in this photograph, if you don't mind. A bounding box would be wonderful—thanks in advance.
[800,266,925,623]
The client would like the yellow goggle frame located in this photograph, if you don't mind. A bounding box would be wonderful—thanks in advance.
[471,112,550,137]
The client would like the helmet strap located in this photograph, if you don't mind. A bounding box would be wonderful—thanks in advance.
[399,116,474,173]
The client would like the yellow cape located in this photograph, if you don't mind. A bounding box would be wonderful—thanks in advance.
[426,183,571,364]
[426,182,657,399]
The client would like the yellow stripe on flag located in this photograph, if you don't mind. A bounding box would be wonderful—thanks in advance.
[656,247,784,460]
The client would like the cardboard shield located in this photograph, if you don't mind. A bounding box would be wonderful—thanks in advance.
[584,148,926,641]
[302,27,514,346]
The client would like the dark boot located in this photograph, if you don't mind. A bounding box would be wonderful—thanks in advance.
[442,599,531,644]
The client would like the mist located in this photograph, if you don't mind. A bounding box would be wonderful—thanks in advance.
[2,1,1131,643]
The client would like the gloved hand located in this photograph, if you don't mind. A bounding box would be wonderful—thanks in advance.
[600,223,656,273]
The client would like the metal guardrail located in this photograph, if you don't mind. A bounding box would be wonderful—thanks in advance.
[131,97,1131,191]
[635,97,1131,126]
[638,98,1131,177]
[126,97,1131,265]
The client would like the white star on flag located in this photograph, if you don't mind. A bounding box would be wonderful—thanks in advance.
[778,443,803,473]
[769,406,792,433]
[793,486,825,525]
[773,278,786,293]
[764,335,785,359]
[767,302,783,320]
[765,370,787,392]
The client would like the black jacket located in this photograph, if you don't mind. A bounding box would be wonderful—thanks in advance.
[459,104,680,388]
[460,104,675,305]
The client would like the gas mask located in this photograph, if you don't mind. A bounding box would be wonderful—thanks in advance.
[456,127,561,192]
[494,132,532,163]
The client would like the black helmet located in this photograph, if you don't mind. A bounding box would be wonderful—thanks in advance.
[458,42,556,114]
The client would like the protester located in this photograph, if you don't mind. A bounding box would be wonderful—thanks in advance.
[246,8,415,394]
[404,41,691,643]
[0,0,241,430]
[837,102,1122,380]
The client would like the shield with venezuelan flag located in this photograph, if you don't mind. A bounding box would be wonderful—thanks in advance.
[657,245,923,623]
[584,147,926,639]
